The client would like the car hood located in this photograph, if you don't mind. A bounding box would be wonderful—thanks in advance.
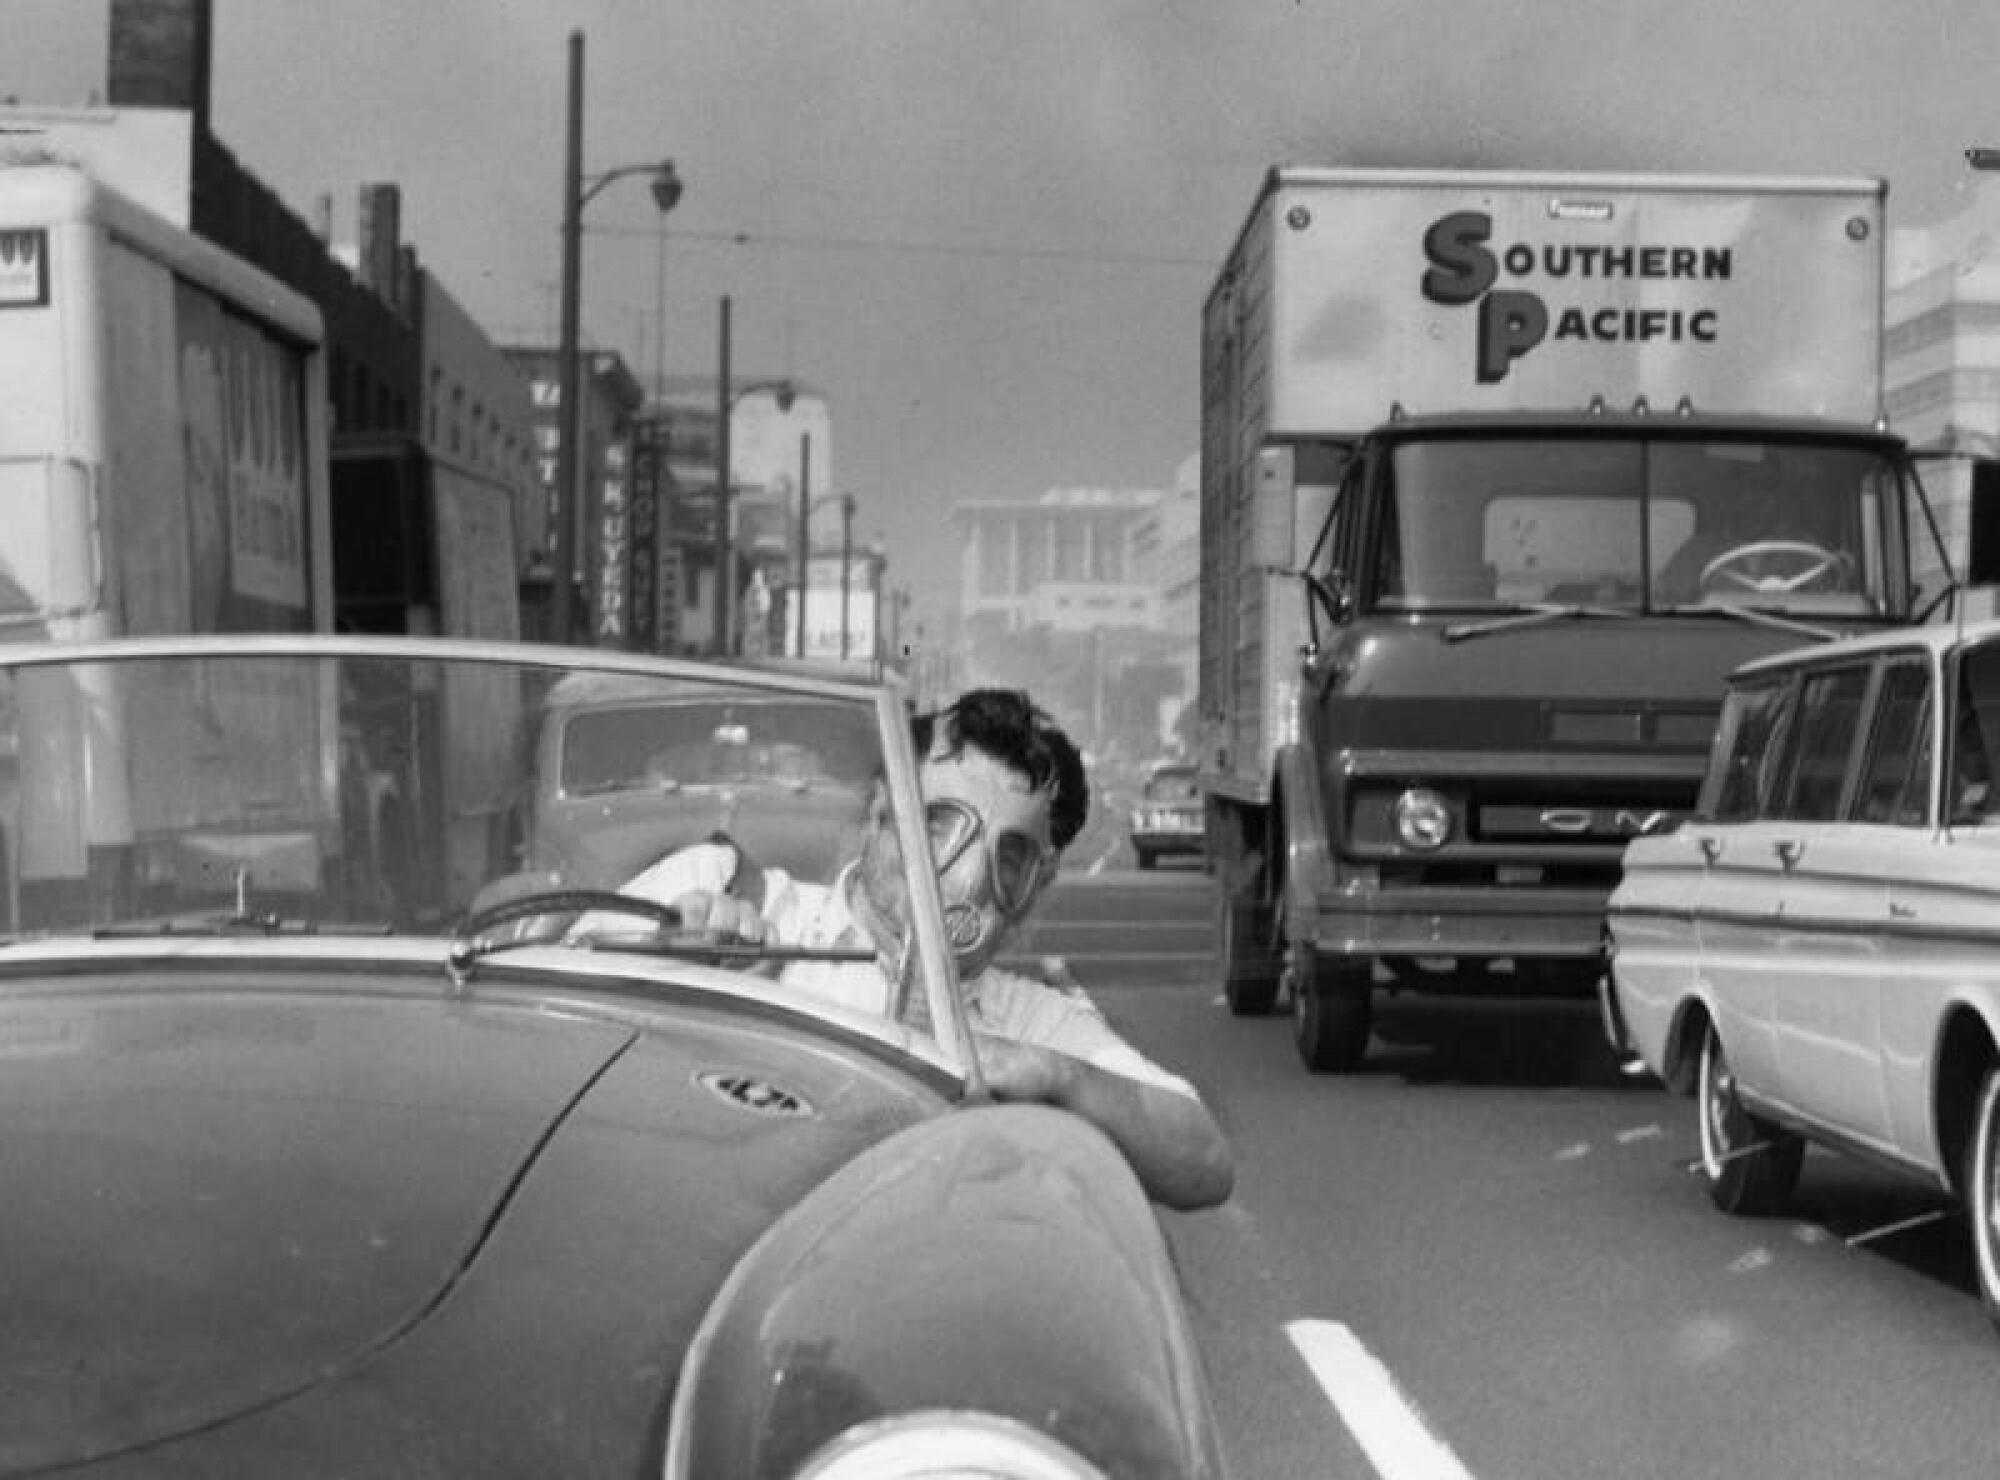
[0,974,941,1471]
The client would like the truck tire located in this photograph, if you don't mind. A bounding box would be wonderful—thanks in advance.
[1290,942,1372,1073]
[1218,891,1281,1015]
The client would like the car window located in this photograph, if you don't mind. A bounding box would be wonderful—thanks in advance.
[1774,665,1869,821]
[1143,768,1198,801]
[1854,659,1932,826]
[1951,641,2000,824]
[1700,677,1797,822]
[560,697,877,795]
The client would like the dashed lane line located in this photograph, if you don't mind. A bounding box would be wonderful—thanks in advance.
[1285,1319,1476,1480]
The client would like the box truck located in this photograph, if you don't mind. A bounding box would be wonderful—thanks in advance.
[1200,167,1953,1071]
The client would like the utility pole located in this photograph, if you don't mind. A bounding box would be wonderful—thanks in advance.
[794,431,812,657]
[711,295,732,655]
[839,493,855,660]
[551,30,585,645]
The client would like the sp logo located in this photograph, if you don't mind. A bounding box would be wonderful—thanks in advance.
[1422,212,1548,385]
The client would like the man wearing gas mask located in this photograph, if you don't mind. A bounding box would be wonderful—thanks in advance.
[591,688,1233,1213]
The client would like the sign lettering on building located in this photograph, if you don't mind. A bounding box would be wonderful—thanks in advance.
[594,462,629,643]
[628,426,659,651]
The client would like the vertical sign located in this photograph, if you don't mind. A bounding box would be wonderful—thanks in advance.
[628,421,659,652]
[594,438,629,644]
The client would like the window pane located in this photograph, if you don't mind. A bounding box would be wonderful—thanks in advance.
[1777,667,1869,821]
[1952,640,2000,823]
[1702,679,1795,822]
[1855,661,1931,826]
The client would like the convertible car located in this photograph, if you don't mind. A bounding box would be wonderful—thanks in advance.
[0,635,1224,1478]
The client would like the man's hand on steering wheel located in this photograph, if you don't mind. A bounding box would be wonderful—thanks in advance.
[668,889,770,944]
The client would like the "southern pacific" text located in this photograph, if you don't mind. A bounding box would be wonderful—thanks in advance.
[1420,210,1733,382]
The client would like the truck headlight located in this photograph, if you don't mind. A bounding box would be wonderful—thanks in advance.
[1392,788,1453,850]
[795,1410,1109,1479]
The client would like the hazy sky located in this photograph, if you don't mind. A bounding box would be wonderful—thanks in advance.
[8,0,2000,620]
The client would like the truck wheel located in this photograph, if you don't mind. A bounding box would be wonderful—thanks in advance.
[1290,943,1372,1073]
[1697,1018,1802,1214]
[1218,891,1280,1016]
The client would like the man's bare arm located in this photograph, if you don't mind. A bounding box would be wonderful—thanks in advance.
[972,1032,1234,1212]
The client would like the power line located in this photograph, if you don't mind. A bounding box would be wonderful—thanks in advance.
[584,220,1210,270]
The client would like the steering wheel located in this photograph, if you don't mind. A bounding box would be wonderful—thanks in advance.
[1699,539,1850,595]
[455,888,684,946]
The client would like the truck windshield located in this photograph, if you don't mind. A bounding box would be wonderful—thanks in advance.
[1373,436,1902,619]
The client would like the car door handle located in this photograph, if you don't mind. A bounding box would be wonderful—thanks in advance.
[1890,901,1916,919]
[1773,839,1802,870]
[1698,836,1721,864]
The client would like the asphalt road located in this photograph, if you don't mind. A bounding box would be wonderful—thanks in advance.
[1033,867,2000,1480]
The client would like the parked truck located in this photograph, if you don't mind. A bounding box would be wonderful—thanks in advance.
[0,156,514,929]
[1200,167,1952,1072]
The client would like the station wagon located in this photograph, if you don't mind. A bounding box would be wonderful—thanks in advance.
[1607,614,2000,1327]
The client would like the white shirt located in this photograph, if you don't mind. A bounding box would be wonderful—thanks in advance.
[595,841,1200,1099]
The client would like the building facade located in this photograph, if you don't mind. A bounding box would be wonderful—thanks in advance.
[1887,181,2000,595]
[955,486,1163,636]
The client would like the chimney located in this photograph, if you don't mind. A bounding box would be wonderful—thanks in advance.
[357,182,401,305]
[107,0,213,137]
[311,192,334,244]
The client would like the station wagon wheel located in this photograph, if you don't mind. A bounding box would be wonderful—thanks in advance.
[1697,1019,1803,1214]
[1967,1067,2000,1332]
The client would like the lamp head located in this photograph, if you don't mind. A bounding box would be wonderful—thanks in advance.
[650,160,685,213]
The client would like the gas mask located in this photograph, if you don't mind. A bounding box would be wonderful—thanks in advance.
[924,798,1059,967]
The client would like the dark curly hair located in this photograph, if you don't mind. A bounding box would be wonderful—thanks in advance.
[911,689,1088,850]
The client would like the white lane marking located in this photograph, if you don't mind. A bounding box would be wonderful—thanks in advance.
[1727,1246,1773,1275]
[1285,1320,1475,1480]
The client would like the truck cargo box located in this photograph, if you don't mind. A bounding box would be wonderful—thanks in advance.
[1215,167,1886,439]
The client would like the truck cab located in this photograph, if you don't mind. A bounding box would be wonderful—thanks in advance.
[1255,411,1932,1069]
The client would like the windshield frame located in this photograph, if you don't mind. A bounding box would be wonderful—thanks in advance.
[0,631,981,1086]
[1343,423,1917,622]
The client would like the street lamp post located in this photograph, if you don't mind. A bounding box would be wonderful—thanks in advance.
[838,493,855,660]
[793,487,858,661]
[794,432,812,657]
[552,28,681,646]
[708,321,797,657]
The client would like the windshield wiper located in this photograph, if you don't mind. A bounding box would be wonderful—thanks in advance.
[1661,600,1839,642]
[1441,601,1637,644]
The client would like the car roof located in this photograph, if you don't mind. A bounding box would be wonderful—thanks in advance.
[1730,615,2000,684]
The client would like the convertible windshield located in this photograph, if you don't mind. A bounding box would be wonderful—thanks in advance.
[1373,434,1907,618]
[0,638,954,1046]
